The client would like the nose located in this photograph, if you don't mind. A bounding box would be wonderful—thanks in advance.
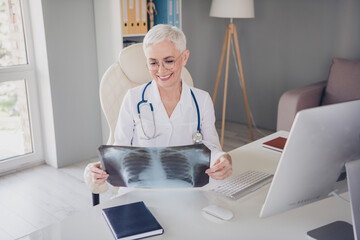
[157,61,168,73]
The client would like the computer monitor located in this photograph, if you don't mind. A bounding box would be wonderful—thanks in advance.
[260,100,360,219]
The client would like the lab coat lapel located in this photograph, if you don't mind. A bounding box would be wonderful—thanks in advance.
[177,80,193,116]
[148,80,169,122]
[147,80,172,146]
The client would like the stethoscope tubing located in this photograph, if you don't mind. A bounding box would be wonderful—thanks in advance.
[137,81,201,141]
[190,88,200,132]
[137,81,153,114]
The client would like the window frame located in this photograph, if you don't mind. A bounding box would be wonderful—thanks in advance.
[0,0,44,174]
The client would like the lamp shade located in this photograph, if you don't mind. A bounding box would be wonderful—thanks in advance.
[210,0,255,18]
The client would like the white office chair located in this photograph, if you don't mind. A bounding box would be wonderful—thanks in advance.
[90,43,194,205]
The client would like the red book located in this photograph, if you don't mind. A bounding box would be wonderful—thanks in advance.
[262,137,287,153]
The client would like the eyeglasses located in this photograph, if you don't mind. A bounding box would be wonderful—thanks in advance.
[146,51,184,72]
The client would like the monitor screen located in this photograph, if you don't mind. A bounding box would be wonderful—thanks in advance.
[260,100,360,218]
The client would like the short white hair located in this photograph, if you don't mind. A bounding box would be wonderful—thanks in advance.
[143,24,186,53]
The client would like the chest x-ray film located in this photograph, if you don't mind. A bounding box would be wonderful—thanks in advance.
[98,144,210,188]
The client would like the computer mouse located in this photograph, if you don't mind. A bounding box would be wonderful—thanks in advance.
[201,205,233,221]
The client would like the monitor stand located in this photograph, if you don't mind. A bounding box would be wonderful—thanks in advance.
[307,221,354,240]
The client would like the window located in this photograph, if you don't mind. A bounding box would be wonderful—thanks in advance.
[0,0,43,171]
[0,0,27,67]
[0,80,32,160]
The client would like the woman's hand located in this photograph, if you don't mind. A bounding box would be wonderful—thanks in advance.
[90,162,109,185]
[205,153,232,180]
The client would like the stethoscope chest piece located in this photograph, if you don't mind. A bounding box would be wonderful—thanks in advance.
[192,131,203,144]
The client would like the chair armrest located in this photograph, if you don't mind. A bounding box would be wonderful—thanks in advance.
[277,81,327,131]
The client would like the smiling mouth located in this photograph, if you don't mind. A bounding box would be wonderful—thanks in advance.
[158,73,173,81]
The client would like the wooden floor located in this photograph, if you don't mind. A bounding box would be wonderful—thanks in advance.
[0,121,273,240]
[215,121,273,152]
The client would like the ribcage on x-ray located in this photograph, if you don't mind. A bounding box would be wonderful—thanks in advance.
[160,149,193,185]
[122,149,151,184]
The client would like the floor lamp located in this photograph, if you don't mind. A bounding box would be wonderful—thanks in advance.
[210,0,255,148]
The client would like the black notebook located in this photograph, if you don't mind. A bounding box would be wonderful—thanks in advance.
[102,201,164,240]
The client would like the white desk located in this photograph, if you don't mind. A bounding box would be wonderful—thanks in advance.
[21,131,352,240]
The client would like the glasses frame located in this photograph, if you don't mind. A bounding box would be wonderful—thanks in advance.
[146,51,185,72]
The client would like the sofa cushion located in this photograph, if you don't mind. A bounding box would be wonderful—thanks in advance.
[322,58,360,105]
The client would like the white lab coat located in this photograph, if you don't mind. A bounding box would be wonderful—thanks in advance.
[114,79,225,165]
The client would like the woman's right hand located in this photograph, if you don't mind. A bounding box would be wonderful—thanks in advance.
[90,162,109,185]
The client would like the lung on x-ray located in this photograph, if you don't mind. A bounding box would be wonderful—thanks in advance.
[98,144,210,188]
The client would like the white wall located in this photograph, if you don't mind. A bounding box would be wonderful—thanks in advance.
[29,0,56,167]
[182,0,360,131]
[40,0,102,167]
[93,0,123,144]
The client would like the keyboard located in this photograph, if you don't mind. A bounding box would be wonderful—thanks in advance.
[210,170,273,200]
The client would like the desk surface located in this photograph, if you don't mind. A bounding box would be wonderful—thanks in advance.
[21,131,352,240]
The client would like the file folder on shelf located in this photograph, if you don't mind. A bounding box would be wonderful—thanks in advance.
[127,0,137,34]
[134,0,141,34]
[140,0,148,34]
[121,0,129,35]
[173,0,180,28]
[122,0,147,35]
[153,0,173,26]
[122,0,181,36]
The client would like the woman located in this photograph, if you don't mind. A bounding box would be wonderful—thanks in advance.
[85,24,232,193]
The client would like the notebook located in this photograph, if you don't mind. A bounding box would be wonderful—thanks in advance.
[262,137,287,152]
[102,201,164,240]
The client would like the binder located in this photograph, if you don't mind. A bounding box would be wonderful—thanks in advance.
[140,0,148,33]
[153,0,173,26]
[134,0,141,34]
[173,0,180,28]
[121,0,129,35]
[168,0,173,25]
[127,0,137,34]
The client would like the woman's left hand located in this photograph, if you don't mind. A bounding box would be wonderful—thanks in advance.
[205,153,232,180]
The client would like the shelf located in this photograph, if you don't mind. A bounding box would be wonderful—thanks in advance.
[123,34,146,38]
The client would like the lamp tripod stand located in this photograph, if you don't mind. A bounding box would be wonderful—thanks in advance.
[212,21,254,148]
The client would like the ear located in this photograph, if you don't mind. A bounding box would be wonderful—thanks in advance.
[181,49,190,66]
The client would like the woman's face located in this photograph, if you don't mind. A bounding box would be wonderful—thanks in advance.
[145,39,189,90]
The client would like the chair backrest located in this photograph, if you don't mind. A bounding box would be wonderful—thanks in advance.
[100,43,193,144]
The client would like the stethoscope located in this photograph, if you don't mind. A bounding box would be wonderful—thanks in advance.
[137,81,203,143]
